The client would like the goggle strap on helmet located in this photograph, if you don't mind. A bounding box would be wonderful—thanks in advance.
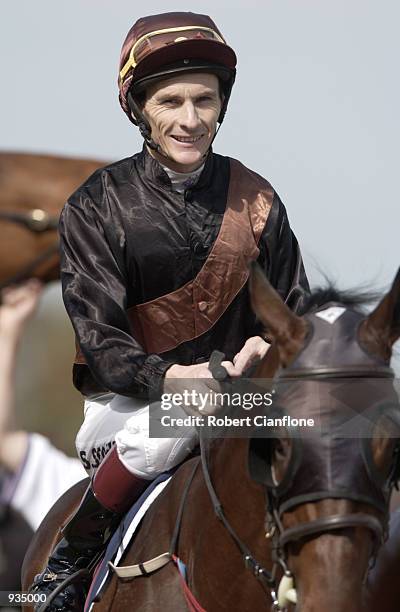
[120,25,227,84]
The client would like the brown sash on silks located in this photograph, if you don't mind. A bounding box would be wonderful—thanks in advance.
[75,157,274,363]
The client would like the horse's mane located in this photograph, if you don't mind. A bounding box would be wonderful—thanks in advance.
[298,282,381,316]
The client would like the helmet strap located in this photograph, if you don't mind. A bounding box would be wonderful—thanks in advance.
[127,92,159,151]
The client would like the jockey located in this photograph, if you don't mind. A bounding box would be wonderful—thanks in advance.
[33,11,309,610]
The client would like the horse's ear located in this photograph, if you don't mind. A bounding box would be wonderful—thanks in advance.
[362,267,400,351]
[249,263,308,364]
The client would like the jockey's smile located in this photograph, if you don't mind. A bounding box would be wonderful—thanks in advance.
[142,73,222,173]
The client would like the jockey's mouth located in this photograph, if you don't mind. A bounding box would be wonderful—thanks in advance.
[170,134,205,144]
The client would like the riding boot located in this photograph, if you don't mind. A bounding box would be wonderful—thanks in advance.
[31,446,149,612]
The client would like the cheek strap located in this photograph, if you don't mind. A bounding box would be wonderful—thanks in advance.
[127,92,159,151]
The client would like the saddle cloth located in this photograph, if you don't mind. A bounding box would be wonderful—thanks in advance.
[84,470,174,611]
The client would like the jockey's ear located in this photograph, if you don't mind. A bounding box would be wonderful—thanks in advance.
[249,263,308,366]
[360,268,400,359]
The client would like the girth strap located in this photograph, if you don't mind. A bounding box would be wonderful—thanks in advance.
[109,458,200,580]
[109,551,172,578]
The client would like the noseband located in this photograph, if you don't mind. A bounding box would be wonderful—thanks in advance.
[0,209,59,290]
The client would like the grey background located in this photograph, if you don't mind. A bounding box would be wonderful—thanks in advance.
[1,0,399,434]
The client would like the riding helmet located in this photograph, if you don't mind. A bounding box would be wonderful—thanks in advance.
[118,12,237,132]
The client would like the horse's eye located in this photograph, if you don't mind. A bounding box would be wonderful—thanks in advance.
[273,438,286,459]
[269,436,292,486]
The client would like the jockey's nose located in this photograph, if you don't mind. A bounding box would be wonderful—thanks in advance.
[178,100,202,130]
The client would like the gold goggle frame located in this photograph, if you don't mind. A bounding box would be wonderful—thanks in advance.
[120,25,226,83]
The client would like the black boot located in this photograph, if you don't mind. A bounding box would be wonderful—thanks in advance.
[30,487,120,611]
[31,447,149,611]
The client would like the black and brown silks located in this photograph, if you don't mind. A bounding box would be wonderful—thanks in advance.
[22,265,400,612]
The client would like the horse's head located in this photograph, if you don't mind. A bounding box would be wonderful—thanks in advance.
[248,265,400,612]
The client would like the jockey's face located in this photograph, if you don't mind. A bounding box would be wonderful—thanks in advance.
[142,73,222,172]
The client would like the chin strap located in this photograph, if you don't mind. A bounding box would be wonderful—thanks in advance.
[127,91,223,166]
[127,92,160,151]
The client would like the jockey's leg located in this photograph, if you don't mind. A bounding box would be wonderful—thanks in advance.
[31,394,197,611]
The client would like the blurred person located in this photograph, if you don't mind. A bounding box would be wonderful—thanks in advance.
[0,281,86,594]
[33,12,309,610]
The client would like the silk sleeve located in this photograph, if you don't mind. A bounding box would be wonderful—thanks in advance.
[59,194,173,398]
[258,192,310,313]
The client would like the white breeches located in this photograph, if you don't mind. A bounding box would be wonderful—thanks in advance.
[75,393,198,479]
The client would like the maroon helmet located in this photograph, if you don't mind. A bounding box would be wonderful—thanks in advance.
[118,12,237,128]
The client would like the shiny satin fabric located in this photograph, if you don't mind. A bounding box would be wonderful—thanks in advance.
[60,147,309,398]
[249,305,400,514]
[127,158,273,354]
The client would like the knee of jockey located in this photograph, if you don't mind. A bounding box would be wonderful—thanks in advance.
[92,433,196,514]
[92,445,149,514]
[114,413,198,478]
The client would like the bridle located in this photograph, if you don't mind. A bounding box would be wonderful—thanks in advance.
[0,208,60,290]
[202,354,399,611]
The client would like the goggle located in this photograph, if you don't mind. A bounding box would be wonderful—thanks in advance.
[119,25,226,84]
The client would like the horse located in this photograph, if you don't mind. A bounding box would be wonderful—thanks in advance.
[22,264,400,612]
[0,152,106,290]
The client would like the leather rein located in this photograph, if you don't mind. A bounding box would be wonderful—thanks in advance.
[0,209,59,290]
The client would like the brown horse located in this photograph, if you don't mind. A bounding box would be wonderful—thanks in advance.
[0,152,106,289]
[22,266,400,612]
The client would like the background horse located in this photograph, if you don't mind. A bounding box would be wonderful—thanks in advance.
[0,152,106,290]
[22,265,400,611]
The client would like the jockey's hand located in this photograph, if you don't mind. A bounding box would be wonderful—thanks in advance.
[0,280,43,342]
[165,361,239,382]
[232,336,270,375]
[163,361,238,416]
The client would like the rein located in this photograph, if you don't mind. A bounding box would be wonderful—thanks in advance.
[199,430,304,611]
[199,434,276,589]
[0,208,59,290]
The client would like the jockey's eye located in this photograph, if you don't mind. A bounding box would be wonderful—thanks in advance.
[160,97,181,107]
[196,95,213,103]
